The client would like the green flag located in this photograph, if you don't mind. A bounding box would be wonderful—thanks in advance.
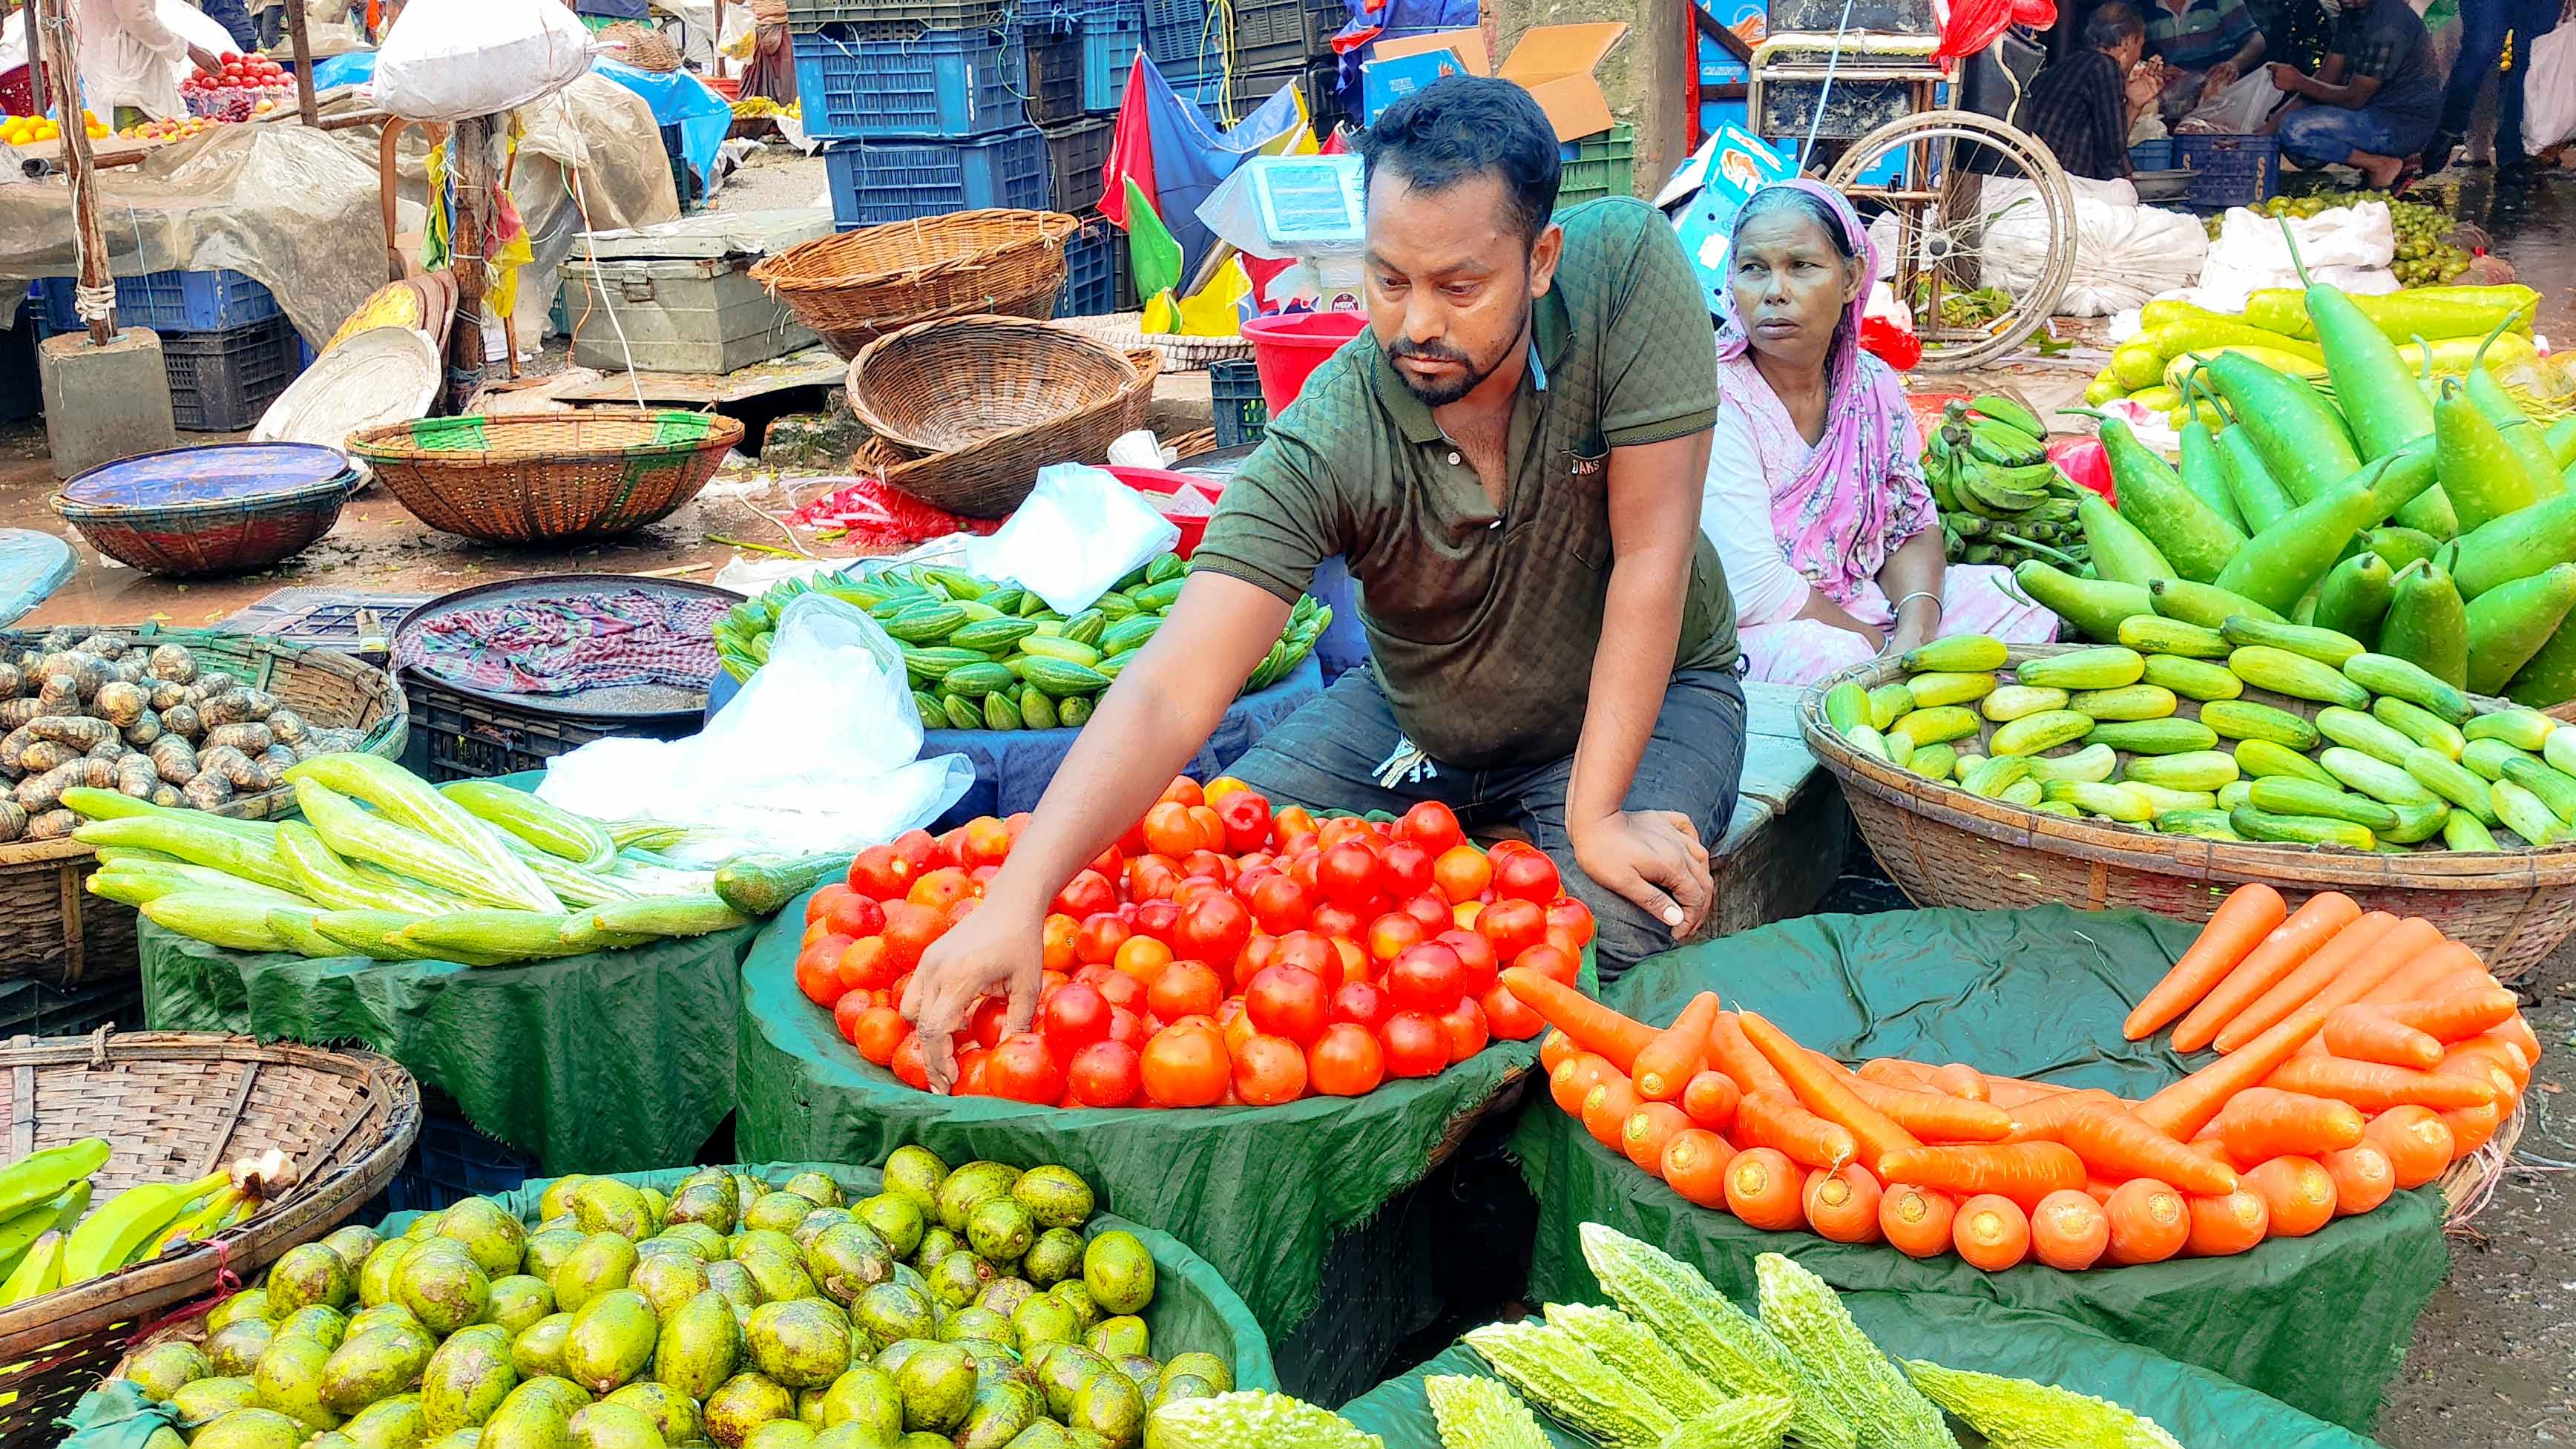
[1124,177,1183,303]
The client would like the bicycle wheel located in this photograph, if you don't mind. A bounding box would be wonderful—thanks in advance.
[1824,108,2077,372]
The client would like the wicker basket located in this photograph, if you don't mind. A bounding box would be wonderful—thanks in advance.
[51,470,354,579]
[601,20,681,69]
[1054,312,1258,372]
[347,410,743,545]
[851,346,1160,518]
[1804,642,2576,983]
[2438,1100,2523,1231]
[847,315,1142,456]
[749,210,1080,359]
[0,627,407,988]
[0,1031,420,1449]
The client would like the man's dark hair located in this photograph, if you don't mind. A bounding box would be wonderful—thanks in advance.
[1352,75,1562,243]
[2085,2,2145,50]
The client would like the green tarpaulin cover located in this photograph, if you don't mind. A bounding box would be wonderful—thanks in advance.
[1511,906,2448,1434]
[1340,1293,2382,1449]
[735,888,1542,1341]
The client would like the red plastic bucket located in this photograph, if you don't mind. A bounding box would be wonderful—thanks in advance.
[1106,465,1222,557]
[1241,310,1368,415]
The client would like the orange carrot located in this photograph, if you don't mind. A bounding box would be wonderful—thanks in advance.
[2030,1189,2109,1270]
[2083,1177,2121,1204]
[1661,1128,1735,1209]
[2363,1105,2454,1188]
[1502,967,1659,1073]
[2383,986,2520,1044]
[1801,1165,1883,1244]
[2060,1106,2241,1196]
[1706,1010,1793,1099]
[2488,1011,2543,1070]
[2436,1043,2523,1103]
[2103,1179,2190,1264]
[1953,1193,2031,1271]
[1858,1057,1939,1089]
[2265,1056,2498,1112]
[1632,992,1721,1102]
[2439,1099,2503,1157]
[1842,1074,2015,1143]
[1679,1069,1741,1131]
[1879,1184,1956,1258]
[1875,1142,2086,1211]
[1740,1011,1921,1172]
[2321,1143,2395,1216]
[2350,939,2485,1010]
[2168,894,2364,1051]
[2214,916,2442,1053]
[2212,1087,2365,1166]
[1931,1063,1990,1101]
[1733,1092,1857,1170]
[1724,1146,1804,1230]
[1980,1076,2074,1108]
[2002,1088,2129,1143]
[2135,994,2342,1140]
[1548,1053,1614,1117]
[1539,1030,1577,1074]
[2124,882,2290,1040]
[2184,1187,2270,1257]
[1622,1102,1692,1177]
[2320,1005,2445,1069]
[2241,1157,2336,1238]
[1581,1076,1644,1149]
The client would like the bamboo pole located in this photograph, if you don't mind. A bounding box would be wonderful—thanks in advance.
[444,112,492,407]
[36,0,114,346]
[283,0,318,126]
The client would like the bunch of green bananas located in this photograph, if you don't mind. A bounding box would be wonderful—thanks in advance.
[1926,395,2092,573]
[0,1139,274,1309]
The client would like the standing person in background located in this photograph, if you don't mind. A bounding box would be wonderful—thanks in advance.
[192,0,254,53]
[74,0,220,124]
[247,0,279,50]
[2270,0,2444,187]
[2018,4,2174,180]
[1696,182,2058,686]
[2144,0,2270,119]
[2418,0,2561,179]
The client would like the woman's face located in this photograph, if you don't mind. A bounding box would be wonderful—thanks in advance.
[1729,206,1860,372]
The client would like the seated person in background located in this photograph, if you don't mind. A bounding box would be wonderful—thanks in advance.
[2143,0,2269,119]
[1698,183,2058,687]
[2267,0,2442,188]
[2020,3,2172,180]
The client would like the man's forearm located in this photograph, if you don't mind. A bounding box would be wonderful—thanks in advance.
[2230,33,2265,70]
[1565,545,1689,833]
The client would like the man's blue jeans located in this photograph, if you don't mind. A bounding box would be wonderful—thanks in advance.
[2437,0,2561,163]
[196,0,258,50]
[2278,102,2433,166]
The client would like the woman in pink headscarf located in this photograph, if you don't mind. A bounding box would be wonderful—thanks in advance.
[1698,181,2057,686]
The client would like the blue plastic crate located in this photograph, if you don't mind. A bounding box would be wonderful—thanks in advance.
[1142,0,1212,64]
[1157,53,1229,110]
[1209,357,1266,447]
[358,1103,539,1219]
[1024,10,1142,123]
[31,267,280,335]
[792,25,1029,139]
[823,130,1054,229]
[2128,138,2176,171]
[2175,133,2278,209]
[1056,218,1127,316]
[1018,0,1136,27]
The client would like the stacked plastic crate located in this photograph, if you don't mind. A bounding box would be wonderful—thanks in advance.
[1215,0,1348,134]
[791,0,1054,231]
[26,270,303,431]
[1019,0,1142,314]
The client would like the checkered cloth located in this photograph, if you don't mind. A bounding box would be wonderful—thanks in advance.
[398,590,728,696]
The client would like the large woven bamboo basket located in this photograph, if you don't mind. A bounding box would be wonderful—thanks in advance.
[0,1031,419,1449]
[851,346,1160,518]
[847,315,1142,456]
[1803,642,2576,983]
[348,410,743,545]
[749,211,1080,359]
[0,627,407,988]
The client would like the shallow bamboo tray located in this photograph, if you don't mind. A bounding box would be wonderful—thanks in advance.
[1803,643,2576,983]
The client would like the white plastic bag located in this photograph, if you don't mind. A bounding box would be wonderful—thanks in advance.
[2529,23,2576,154]
[1971,175,2212,317]
[2180,201,2401,312]
[536,594,972,862]
[374,0,594,122]
[964,463,1182,616]
[2181,70,2285,134]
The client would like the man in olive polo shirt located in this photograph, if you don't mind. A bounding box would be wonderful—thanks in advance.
[901,76,1741,1088]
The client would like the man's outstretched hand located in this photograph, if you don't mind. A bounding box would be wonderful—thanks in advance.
[899,892,1045,1094]
[1571,809,1713,943]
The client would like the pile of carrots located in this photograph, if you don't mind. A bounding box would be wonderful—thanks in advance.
[1504,890,2535,1272]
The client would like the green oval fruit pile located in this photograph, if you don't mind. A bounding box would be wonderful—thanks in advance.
[1827,630,2576,852]
[712,556,1330,733]
[113,1153,1249,1449]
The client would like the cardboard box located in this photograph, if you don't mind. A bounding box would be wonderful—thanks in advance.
[1361,22,1627,142]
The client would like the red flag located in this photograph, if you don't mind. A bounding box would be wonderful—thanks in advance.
[1100,55,1160,229]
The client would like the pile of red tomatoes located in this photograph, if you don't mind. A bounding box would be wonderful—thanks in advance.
[792,776,1594,1109]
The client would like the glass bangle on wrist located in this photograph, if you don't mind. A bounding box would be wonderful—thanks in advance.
[1894,591,1943,625]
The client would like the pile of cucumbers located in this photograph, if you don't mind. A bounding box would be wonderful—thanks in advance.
[713,554,1331,734]
[1827,627,2576,853]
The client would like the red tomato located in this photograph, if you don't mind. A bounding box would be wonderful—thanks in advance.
[1307,1023,1385,1097]
[953,1046,994,1097]
[1481,982,1545,1040]
[1399,893,1451,933]
[851,1005,909,1064]
[892,827,945,872]
[807,882,850,924]
[1396,800,1466,855]
[957,816,1013,868]
[848,844,916,899]
[1068,1039,1143,1107]
[1245,872,1314,935]
[1131,898,1180,944]
[890,1034,930,1091]
[1545,898,1597,950]
[1216,792,1274,854]
[1051,869,1117,920]
[1386,942,1465,1013]
[1379,1011,1449,1078]
[833,988,870,1040]
[878,901,947,971]
[1513,942,1581,988]
[1437,929,1499,996]
[1142,801,1205,856]
[1330,979,1390,1030]
[965,996,1010,1051]
[1140,1023,1229,1106]
[1366,911,1430,967]
[1494,850,1563,903]
[1269,930,1338,990]
[1477,897,1549,963]
[1309,901,1367,944]
[1160,776,1206,808]
[907,866,976,913]
[1316,841,1380,907]
[1042,981,1112,1049]
[985,1033,1065,1104]
[1232,1033,1308,1105]
[1174,892,1252,969]
[1318,815,1379,848]
[827,892,887,942]
[795,950,844,1008]
[1436,998,1490,1062]
[1074,913,1134,966]
[1042,913,1081,973]
[1097,973,1146,1013]
[837,936,899,993]
[1376,839,1436,898]
[1274,805,1318,841]
[1243,965,1330,1045]
[1148,959,1226,1021]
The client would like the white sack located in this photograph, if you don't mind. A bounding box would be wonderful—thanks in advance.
[373,0,594,121]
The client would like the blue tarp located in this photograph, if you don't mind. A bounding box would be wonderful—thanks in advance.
[0,532,73,628]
